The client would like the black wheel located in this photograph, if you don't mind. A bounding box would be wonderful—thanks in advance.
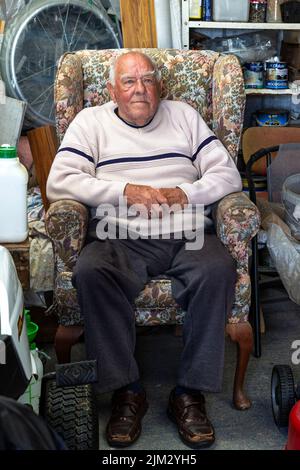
[40,377,99,450]
[271,365,296,427]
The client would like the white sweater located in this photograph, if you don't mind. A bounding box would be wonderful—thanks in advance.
[47,100,242,236]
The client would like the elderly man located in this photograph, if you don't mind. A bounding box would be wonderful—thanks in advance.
[47,51,242,449]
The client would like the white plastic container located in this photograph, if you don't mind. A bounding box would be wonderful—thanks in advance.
[0,144,28,242]
[0,246,32,382]
[213,0,250,22]
[19,345,44,414]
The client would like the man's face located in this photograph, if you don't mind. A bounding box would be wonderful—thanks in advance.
[107,53,161,126]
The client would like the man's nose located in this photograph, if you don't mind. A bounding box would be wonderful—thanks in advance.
[135,78,146,93]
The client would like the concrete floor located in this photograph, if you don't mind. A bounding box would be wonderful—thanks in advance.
[43,290,300,451]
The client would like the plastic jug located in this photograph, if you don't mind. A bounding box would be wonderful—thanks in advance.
[0,144,28,242]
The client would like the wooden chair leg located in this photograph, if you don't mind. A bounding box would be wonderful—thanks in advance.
[54,324,84,364]
[174,325,183,337]
[226,321,253,410]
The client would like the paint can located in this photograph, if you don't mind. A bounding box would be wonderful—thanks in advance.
[265,61,288,89]
[244,62,264,88]
[254,108,290,126]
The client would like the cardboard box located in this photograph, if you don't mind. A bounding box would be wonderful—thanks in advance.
[281,41,300,69]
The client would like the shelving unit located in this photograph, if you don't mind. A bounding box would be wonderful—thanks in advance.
[185,21,300,30]
[183,22,300,46]
[182,0,300,49]
[245,88,294,95]
[181,0,300,126]
[181,1,300,132]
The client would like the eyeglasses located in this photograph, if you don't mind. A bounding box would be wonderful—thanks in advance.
[120,73,158,90]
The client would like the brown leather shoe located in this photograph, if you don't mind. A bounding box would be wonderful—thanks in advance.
[167,388,215,449]
[106,389,148,447]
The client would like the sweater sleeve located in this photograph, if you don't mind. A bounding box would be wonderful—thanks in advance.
[46,113,128,207]
[177,110,242,205]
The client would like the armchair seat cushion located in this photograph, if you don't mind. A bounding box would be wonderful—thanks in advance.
[55,265,253,328]
[55,271,186,327]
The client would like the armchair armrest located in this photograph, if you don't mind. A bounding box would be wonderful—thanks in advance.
[212,54,246,163]
[215,192,261,262]
[45,200,89,271]
[214,192,261,323]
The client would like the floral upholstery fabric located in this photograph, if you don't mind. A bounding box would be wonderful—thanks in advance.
[52,270,185,326]
[213,55,246,160]
[46,200,88,272]
[215,192,261,322]
[46,48,261,327]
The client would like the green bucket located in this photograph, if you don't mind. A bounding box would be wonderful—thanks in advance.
[25,310,39,343]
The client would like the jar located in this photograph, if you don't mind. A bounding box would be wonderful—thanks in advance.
[249,0,267,22]
[266,0,283,22]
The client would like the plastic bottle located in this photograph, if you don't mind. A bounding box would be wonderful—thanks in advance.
[18,343,44,414]
[0,144,28,242]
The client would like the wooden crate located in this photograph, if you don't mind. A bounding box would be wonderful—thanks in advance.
[27,125,58,211]
[1,238,30,290]
[0,96,27,147]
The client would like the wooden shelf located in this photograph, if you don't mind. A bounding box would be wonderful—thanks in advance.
[245,88,294,95]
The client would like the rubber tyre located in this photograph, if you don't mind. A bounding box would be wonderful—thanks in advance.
[40,378,99,450]
[271,364,296,427]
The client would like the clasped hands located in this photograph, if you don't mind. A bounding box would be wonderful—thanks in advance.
[124,183,188,219]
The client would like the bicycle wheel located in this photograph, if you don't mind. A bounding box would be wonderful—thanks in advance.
[0,0,121,129]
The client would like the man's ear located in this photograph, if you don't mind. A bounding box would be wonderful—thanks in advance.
[107,83,116,102]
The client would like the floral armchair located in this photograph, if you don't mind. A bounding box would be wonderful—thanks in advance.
[45,49,260,410]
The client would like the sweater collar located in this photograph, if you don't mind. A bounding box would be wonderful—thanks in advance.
[114,107,157,129]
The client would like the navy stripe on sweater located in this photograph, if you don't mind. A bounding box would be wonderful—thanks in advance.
[192,136,218,161]
[58,136,218,168]
[57,147,94,164]
[96,153,191,169]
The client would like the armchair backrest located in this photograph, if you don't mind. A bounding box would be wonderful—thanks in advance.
[55,48,245,163]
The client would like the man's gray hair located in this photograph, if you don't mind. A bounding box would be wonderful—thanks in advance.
[108,51,161,86]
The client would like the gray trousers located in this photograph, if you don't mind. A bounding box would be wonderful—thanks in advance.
[72,231,236,394]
